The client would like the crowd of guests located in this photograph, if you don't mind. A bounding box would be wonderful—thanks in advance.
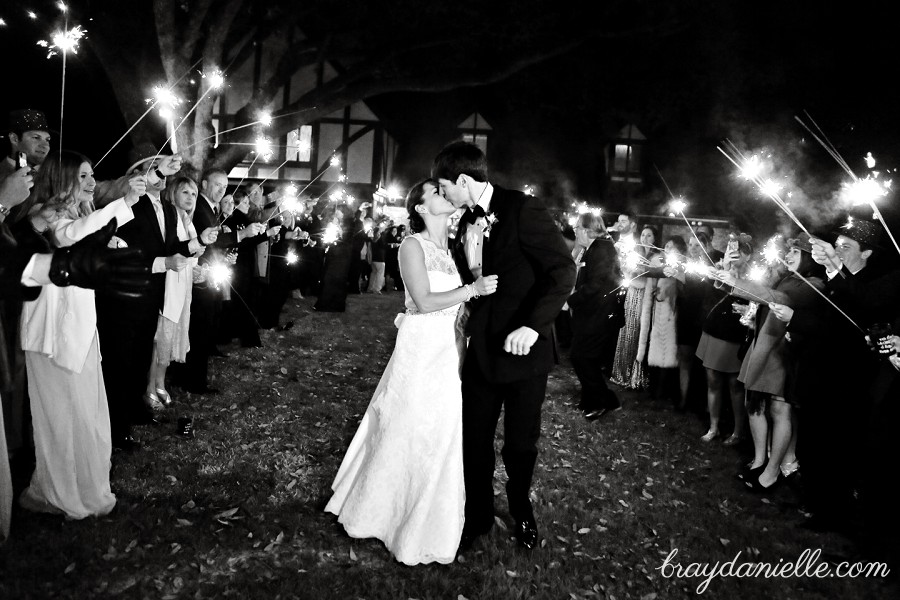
[561,207,900,570]
[2,107,899,574]
[0,109,409,539]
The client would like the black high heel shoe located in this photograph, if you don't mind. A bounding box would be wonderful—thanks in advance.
[745,473,782,494]
[736,461,767,482]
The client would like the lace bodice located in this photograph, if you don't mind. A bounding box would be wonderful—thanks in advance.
[403,234,462,315]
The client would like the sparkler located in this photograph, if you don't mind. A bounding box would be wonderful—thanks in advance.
[654,165,716,266]
[761,236,864,332]
[795,113,900,258]
[322,221,341,246]
[605,270,651,297]
[94,58,203,169]
[146,69,226,174]
[285,251,298,264]
[717,140,812,237]
[207,262,232,290]
[37,1,85,160]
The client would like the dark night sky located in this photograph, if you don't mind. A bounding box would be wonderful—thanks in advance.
[3,0,900,235]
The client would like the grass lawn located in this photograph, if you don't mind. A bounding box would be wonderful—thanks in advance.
[1,291,896,599]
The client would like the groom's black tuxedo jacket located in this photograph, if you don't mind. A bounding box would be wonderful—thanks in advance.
[451,185,575,383]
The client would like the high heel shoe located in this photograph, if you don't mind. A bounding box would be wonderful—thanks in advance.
[736,461,766,482]
[156,388,172,407]
[700,429,720,442]
[779,460,800,480]
[143,392,165,412]
[745,473,782,494]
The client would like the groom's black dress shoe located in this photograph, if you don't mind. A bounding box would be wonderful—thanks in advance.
[514,519,539,550]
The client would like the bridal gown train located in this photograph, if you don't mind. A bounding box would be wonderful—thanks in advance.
[325,234,465,565]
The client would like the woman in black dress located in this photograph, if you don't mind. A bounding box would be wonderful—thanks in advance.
[314,210,355,312]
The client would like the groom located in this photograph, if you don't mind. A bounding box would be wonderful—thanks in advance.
[433,141,575,550]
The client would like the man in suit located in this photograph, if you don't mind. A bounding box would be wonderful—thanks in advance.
[568,213,622,419]
[433,141,575,551]
[95,155,207,451]
[177,169,264,394]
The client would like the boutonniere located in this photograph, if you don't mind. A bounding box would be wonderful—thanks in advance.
[483,212,499,238]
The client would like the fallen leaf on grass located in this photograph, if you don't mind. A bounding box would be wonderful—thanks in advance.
[577,528,590,535]
[506,570,518,578]
[719,538,730,547]
[350,548,357,561]
[213,507,240,520]
[64,562,76,574]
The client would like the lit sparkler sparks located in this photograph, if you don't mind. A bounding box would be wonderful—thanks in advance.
[762,237,783,264]
[747,265,767,282]
[258,111,273,126]
[37,25,85,58]
[684,260,712,277]
[718,140,811,238]
[204,70,225,89]
[208,263,232,290]
[322,222,341,246]
[254,137,273,160]
[665,252,680,268]
[285,251,299,265]
[330,155,341,168]
[840,174,892,210]
[795,113,900,257]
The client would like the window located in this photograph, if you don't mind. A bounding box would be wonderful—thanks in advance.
[462,133,488,155]
[286,125,313,162]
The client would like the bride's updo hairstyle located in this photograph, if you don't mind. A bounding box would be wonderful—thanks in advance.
[405,178,437,234]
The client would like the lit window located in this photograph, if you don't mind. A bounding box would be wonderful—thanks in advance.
[614,144,642,174]
[462,133,488,156]
[287,126,313,162]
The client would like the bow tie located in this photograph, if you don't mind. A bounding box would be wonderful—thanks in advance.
[460,205,486,225]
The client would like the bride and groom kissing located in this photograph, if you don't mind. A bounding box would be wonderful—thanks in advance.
[325,141,576,565]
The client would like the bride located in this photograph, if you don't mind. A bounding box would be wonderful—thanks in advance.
[325,178,498,565]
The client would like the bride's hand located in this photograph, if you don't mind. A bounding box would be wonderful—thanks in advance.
[474,274,498,296]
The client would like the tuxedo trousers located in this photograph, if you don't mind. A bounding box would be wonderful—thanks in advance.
[461,355,547,532]
[179,285,221,389]
[96,296,158,441]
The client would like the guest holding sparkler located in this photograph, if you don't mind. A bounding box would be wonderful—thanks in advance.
[144,176,213,410]
[610,225,658,390]
[174,169,265,395]
[568,213,622,420]
[676,231,716,411]
[95,153,205,451]
[221,189,280,346]
[314,209,355,312]
[694,233,753,443]
[647,236,686,404]
[805,220,900,553]
[19,151,146,517]
[715,236,825,492]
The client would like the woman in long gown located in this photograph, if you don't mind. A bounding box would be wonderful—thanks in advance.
[325,179,497,565]
[611,225,658,389]
[19,152,141,519]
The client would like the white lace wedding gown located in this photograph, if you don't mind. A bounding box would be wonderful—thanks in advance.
[325,234,465,565]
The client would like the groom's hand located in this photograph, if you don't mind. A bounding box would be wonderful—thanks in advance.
[504,326,539,356]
